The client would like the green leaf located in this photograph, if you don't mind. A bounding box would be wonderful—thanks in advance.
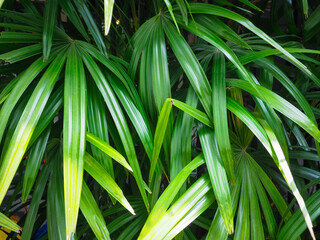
[0,43,42,63]
[0,75,20,105]
[258,118,315,240]
[149,98,172,182]
[106,69,154,160]
[139,173,212,239]
[246,162,264,239]
[117,215,147,240]
[140,154,205,238]
[252,167,277,240]
[86,132,132,172]
[139,39,157,122]
[193,15,251,49]
[87,82,114,176]
[189,3,311,74]
[176,0,188,25]
[238,0,262,11]
[304,5,320,41]
[0,212,20,233]
[227,97,272,153]
[278,189,320,240]
[206,166,241,240]
[84,152,134,215]
[59,0,90,41]
[21,160,52,240]
[128,16,158,79]
[227,79,320,142]
[20,0,40,15]
[163,191,215,240]
[47,148,66,240]
[163,20,212,117]
[22,126,51,201]
[147,175,214,240]
[43,0,58,61]
[198,124,233,234]
[151,23,171,112]
[248,155,292,221]
[63,44,86,239]
[0,32,42,43]
[29,85,63,146]
[234,165,250,240]
[170,98,212,128]
[80,49,149,212]
[0,50,66,206]
[164,0,181,34]
[80,181,111,240]
[0,55,53,144]
[302,0,308,18]
[212,53,235,184]
[104,0,114,35]
[74,0,107,56]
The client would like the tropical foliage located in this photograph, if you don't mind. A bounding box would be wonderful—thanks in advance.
[0,0,319,239]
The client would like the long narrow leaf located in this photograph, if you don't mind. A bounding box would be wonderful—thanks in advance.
[80,181,111,240]
[0,213,20,233]
[22,126,51,201]
[227,79,320,142]
[170,98,212,128]
[164,20,212,117]
[80,49,149,211]
[84,152,134,215]
[63,44,86,239]
[47,148,66,240]
[212,53,235,183]
[43,0,58,61]
[189,3,311,74]
[149,99,172,181]
[104,0,114,35]
[0,51,67,206]
[140,154,205,238]
[86,132,132,172]
[59,0,90,41]
[278,189,320,240]
[258,118,315,240]
[21,161,52,240]
[198,124,233,234]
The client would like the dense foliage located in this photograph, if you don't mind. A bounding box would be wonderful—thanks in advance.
[0,0,320,239]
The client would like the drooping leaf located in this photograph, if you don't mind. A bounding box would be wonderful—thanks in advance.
[258,118,315,240]
[189,3,311,74]
[227,79,320,142]
[0,50,67,207]
[84,152,134,215]
[0,213,20,233]
[86,132,132,172]
[164,20,212,117]
[80,181,111,240]
[278,189,320,240]
[80,49,149,211]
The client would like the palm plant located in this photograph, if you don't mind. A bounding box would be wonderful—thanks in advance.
[0,0,319,239]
